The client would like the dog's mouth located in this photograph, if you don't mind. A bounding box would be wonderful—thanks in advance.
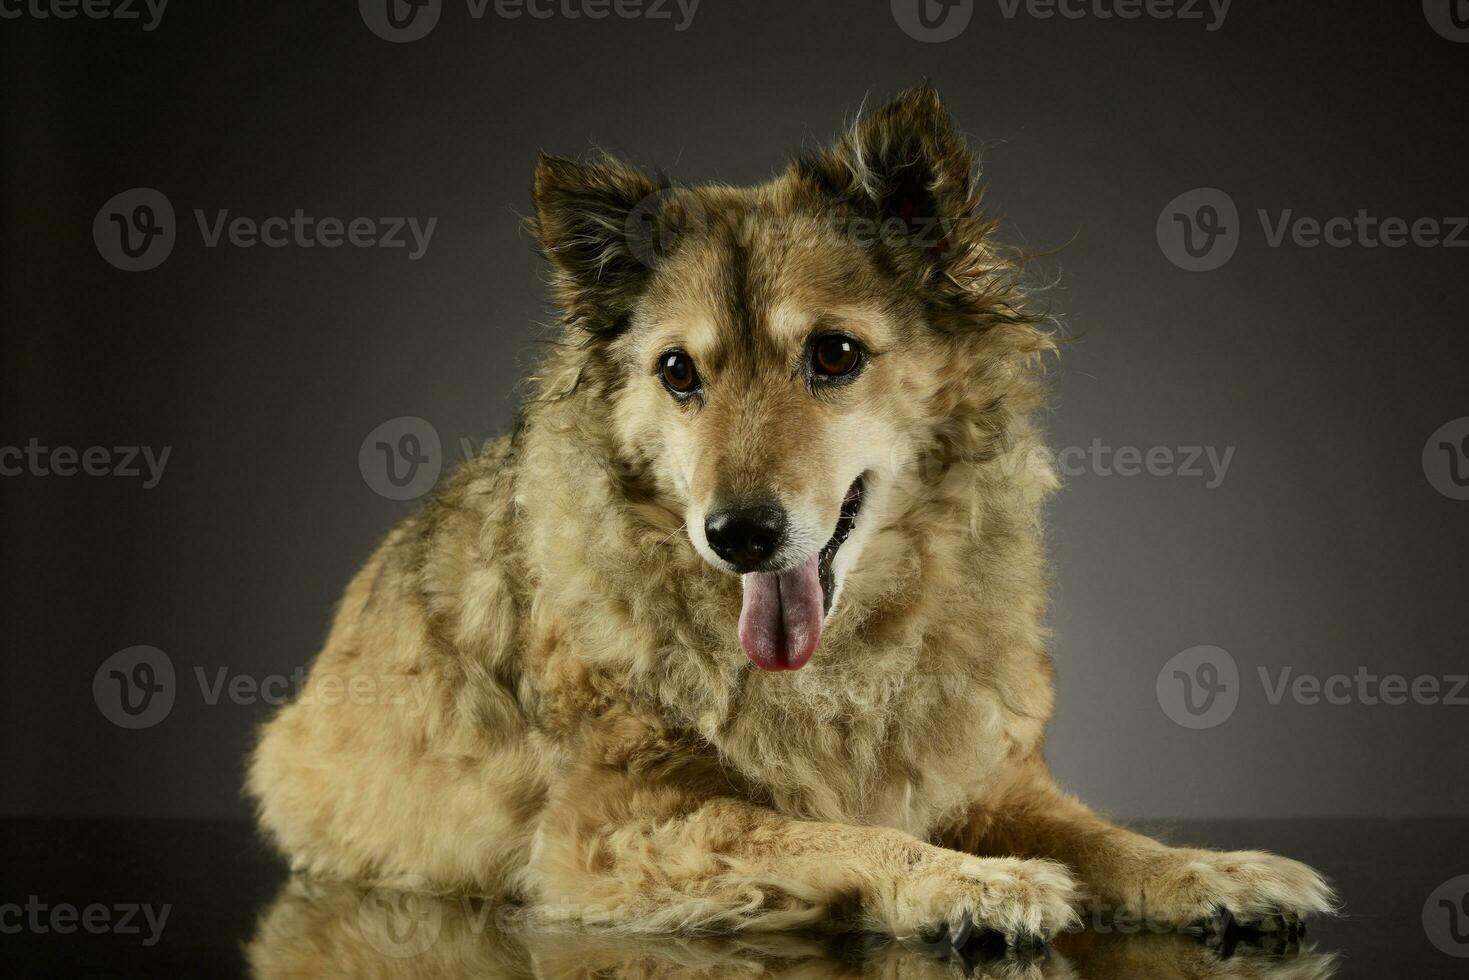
[737,477,866,673]
[818,477,865,615]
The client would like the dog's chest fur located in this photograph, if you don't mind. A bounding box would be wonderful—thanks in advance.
[509,403,1055,839]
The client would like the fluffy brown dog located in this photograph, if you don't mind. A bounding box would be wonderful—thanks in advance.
[248,87,1333,948]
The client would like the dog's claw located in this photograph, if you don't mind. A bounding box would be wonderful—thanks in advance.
[950,911,976,949]
[955,930,1017,973]
[914,924,949,953]
[913,913,1053,975]
[1189,905,1310,960]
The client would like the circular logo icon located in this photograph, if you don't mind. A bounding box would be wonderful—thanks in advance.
[1156,645,1239,730]
[93,646,176,729]
[360,0,442,43]
[1424,875,1469,958]
[892,0,974,42]
[885,416,979,507]
[94,188,176,272]
[624,189,710,271]
[1424,0,1469,42]
[1423,418,1469,501]
[1156,188,1240,272]
[358,878,443,958]
[359,417,442,501]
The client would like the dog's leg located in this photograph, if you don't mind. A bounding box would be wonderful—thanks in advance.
[526,760,1079,942]
[946,762,1336,932]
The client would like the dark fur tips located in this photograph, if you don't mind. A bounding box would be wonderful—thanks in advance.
[793,85,976,254]
[531,153,665,336]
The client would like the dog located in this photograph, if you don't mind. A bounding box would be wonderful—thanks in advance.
[248,86,1334,949]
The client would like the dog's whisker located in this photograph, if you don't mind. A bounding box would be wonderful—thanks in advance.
[650,522,688,550]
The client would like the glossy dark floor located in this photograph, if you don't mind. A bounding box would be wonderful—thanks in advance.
[6,818,1466,978]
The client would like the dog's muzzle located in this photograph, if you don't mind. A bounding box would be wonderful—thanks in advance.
[734,477,866,672]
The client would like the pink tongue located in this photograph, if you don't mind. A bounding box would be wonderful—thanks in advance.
[737,556,824,671]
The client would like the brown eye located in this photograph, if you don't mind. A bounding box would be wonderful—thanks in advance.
[812,335,862,379]
[660,350,700,395]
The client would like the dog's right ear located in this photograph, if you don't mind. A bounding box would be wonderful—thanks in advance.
[532,153,664,337]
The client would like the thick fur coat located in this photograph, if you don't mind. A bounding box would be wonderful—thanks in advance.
[248,88,1333,946]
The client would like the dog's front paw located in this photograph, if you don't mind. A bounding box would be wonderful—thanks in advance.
[887,854,1080,950]
[1139,849,1336,932]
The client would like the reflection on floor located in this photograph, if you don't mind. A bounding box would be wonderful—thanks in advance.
[247,875,1339,979]
[11,818,1465,975]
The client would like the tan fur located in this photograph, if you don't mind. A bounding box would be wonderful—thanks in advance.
[247,87,1334,942]
[246,876,1340,979]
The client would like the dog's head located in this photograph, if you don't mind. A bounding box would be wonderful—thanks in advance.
[532,87,1047,671]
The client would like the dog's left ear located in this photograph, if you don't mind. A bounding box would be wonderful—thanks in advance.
[794,86,977,263]
[532,153,664,336]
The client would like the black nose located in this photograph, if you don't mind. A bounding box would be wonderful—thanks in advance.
[704,501,787,572]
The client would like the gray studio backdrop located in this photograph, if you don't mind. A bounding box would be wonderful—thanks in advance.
[2,1,1466,822]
